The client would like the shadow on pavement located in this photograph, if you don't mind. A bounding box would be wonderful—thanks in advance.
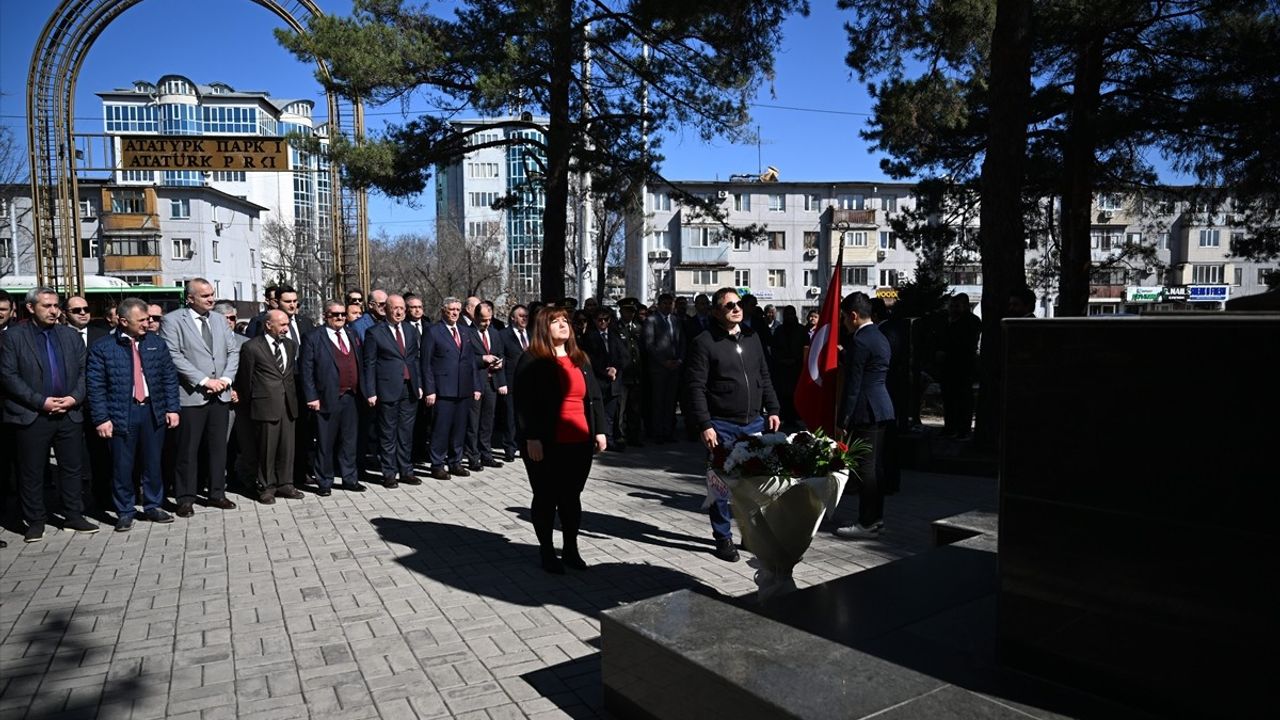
[504,506,714,553]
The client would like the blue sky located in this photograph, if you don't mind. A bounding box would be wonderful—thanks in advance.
[1,1,892,234]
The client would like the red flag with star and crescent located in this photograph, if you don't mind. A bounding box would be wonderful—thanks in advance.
[794,248,842,435]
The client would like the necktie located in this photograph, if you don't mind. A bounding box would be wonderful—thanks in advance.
[289,320,298,345]
[132,339,146,403]
[198,314,213,352]
[44,329,65,397]
[336,329,348,355]
[394,325,409,380]
[273,338,285,373]
[519,329,527,350]
[451,325,461,349]
[481,331,490,353]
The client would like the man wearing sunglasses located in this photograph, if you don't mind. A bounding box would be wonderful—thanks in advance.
[64,296,109,348]
[685,287,781,562]
[350,289,387,342]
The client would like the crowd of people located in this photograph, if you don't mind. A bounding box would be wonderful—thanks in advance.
[0,280,1024,559]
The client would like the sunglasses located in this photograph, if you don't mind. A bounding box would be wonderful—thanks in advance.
[720,301,741,311]
[327,312,346,318]
[149,315,162,321]
[67,307,90,314]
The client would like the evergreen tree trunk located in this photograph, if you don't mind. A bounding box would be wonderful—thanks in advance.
[1058,33,1105,317]
[541,0,574,303]
[974,0,1033,450]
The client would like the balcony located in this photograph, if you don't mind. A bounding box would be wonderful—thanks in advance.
[680,245,730,265]
[104,255,162,272]
[831,208,877,227]
[101,212,160,233]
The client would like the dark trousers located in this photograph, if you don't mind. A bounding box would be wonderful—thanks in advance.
[376,385,417,482]
[600,391,620,445]
[851,422,890,526]
[84,421,113,512]
[466,384,499,463]
[647,369,679,440]
[429,396,468,469]
[500,392,518,456]
[294,389,314,486]
[112,403,165,520]
[708,416,765,540]
[15,414,85,524]
[942,368,975,435]
[175,401,230,503]
[620,382,644,443]
[412,401,432,463]
[233,402,258,488]
[255,414,296,495]
[314,393,358,488]
[523,441,593,554]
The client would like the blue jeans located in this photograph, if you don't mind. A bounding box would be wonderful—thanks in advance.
[708,416,766,540]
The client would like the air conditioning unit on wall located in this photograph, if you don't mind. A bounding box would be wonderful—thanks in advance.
[648,249,670,260]
[807,286,822,297]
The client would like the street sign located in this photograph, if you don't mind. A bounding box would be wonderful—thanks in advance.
[119,135,289,171]
[1125,286,1164,303]
[1188,285,1229,303]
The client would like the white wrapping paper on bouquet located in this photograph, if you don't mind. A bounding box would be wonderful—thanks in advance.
[704,468,849,602]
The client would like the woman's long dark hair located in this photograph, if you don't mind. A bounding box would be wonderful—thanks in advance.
[526,306,588,367]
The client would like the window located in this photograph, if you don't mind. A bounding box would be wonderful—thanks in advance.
[804,194,823,212]
[468,191,498,208]
[804,269,820,287]
[201,106,257,134]
[1259,268,1276,284]
[250,249,257,267]
[733,193,751,211]
[803,232,820,250]
[651,230,671,250]
[1233,267,1243,286]
[81,236,99,259]
[234,282,243,301]
[1198,229,1220,247]
[767,269,786,288]
[843,267,870,286]
[79,199,95,218]
[694,269,719,286]
[732,235,750,251]
[650,191,671,211]
[111,190,145,214]
[1092,268,1126,286]
[879,231,896,250]
[767,232,786,250]
[735,269,751,287]
[1158,232,1170,250]
[768,194,786,212]
[881,195,897,212]
[1091,231,1118,250]
[120,170,154,183]
[170,198,190,219]
[1191,264,1223,284]
[466,162,500,178]
[210,171,246,182]
[108,239,156,256]
[162,171,202,187]
[879,269,900,287]
[1096,193,1121,211]
[104,103,158,133]
[684,227,718,247]
[946,265,982,286]
[843,231,868,247]
[171,237,192,260]
[1231,231,1245,248]
[114,274,154,286]
[212,240,221,262]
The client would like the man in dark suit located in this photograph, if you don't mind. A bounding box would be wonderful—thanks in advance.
[582,307,629,450]
[422,296,482,480]
[0,287,97,541]
[265,285,316,486]
[834,291,895,540]
[642,293,685,442]
[243,285,278,339]
[65,294,111,512]
[162,277,240,517]
[236,310,302,503]
[405,294,432,464]
[301,301,365,495]
[496,304,529,462]
[64,295,110,348]
[87,297,181,531]
[362,294,422,488]
[464,302,507,470]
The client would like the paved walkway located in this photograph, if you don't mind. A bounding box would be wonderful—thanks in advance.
[0,441,996,720]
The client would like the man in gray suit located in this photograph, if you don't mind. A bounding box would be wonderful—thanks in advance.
[162,278,239,517]
[642,293,685,443]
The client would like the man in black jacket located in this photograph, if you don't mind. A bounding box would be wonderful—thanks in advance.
[685,287,781,562]
[582,307,629,450]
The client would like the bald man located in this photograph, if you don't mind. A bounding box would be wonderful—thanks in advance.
[236,310,301,503]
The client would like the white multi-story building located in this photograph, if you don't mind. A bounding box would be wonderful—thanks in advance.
[96,75,330,308]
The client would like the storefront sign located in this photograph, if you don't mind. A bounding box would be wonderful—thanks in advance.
[1165,286,1188,302]
[1125,286,1164,303]
[120,135,288,170]
[875,288,899,300]
[1188,285,1229,303]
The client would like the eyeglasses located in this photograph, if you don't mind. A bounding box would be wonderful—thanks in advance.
[327,312,346,318]
[226,316,238,321]
[720,301,741,312]
[149,315,162,322]
[67,307,90,314]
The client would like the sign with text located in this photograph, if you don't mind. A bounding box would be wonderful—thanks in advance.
[1125,286,1164,303]
[1188,285,1229,303]
[875,288,899,300]
[119,135,288,171]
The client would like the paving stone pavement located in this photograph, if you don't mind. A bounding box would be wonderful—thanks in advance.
[0,440,996,719]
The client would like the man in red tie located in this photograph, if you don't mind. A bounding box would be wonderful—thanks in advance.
[301,301,365,495]
[422,297,483,480]
[361,295,422,488]
[464,303,508,470]
[86,297,181,532]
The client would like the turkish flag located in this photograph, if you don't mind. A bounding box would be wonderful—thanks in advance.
[794,254,842,434]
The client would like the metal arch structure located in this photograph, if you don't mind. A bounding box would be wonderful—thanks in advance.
[27,0,369,297]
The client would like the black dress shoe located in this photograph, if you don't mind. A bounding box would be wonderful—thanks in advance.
[384,479,399,489]
[207,497,237,510]
[469,461,484,472]
[541,554,566,574]
[401,475,422,486]
[449,465,471,477]
[429,468,450,480]
[339,484,366,492]
[259,494,276,505]
[713,537,740,562]
[482,458,504,468]
[503,451,516,463]
[276,487,304,500]
[176,503,195,518]
[316,488,332,497]
[561,552,588,571]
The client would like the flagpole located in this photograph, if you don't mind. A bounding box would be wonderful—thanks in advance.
[831,242,844,436]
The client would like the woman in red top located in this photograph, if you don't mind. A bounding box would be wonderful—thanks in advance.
[514,307,608,573]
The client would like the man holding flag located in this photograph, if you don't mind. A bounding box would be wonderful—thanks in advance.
[793,253,843,436]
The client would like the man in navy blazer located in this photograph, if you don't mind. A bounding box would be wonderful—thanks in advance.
[464,302,508,471]
[301,301,365,494]
[0,287,97,541]
[421,297,483,480]
[362,294,422,488]
[834,291,896,540]
[582,307,630,450]
[87,297,181,531]
[496,304,529,462]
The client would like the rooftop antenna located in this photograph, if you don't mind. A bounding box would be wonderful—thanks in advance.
[757,125,762,175]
